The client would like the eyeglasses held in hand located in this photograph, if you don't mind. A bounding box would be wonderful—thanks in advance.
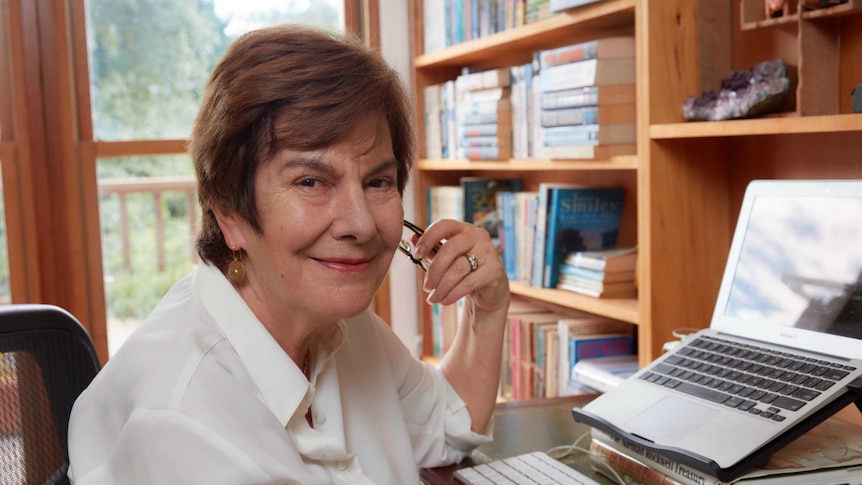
[399,220,432,272]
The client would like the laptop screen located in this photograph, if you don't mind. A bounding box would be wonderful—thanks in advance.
[722,191,862,341]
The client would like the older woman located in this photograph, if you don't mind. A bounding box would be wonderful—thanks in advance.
[68,24,509,485]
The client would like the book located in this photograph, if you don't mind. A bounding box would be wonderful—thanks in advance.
[539,57,636,93]
[525,0,552,23]
[558,264,635,283]
[515,191,539,285]
[567,333,635,374]
[423,0,448,54]
[557,279,638,298]
[530,182,582,288]
[539,143,637,160]
[540,104,636,128]
[498,190,518,280]
[558,271,636,289]
[565,246,638,272]
[542,186,626,288]
[540,84,637,110]
[549,0,604,12]
[423,84,444,160]
[538,36,636,69]
[557,316,634,394]
[457,67,512,91]
[590,417,862,485]
[588,438,690,485]
[460,177,523,246]
[462,145,513,161]
[570,354,638,393]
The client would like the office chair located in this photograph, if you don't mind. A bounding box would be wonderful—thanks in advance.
[0,304,101,485]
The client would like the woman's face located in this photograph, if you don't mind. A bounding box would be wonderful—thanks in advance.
[220,117,404,325]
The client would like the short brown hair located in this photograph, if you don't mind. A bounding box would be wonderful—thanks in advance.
[190,24,415,268]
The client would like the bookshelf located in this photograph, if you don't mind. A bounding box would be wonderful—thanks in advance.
[407,0,862,378]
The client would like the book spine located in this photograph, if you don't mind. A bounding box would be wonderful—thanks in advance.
[569,335,633,364]
[539,39,599,69]
[591,430,727,485]
[540,59,600,92]
[463,145,511,160]
[460,123,501,137]
[539,104,636,128]
[540,86,599,109]
[542,143,636,159]
[531,185,551,287]
[541,123,636,146]
[539,58,636,92]
[500,191,518,280]
[540,84,637,109]
[459,135,502,147]
[589,439,687,485]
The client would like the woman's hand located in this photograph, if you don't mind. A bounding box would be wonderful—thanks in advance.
[413,219,510,317]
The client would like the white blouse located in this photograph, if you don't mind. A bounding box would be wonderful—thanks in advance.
[68,262,491,485]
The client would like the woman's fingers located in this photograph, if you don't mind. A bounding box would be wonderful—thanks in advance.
[416,219,509,311]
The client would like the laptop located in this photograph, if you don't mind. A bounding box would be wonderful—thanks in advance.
[572,179,862,481]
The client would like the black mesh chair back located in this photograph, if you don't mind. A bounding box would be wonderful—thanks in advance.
[0,305,101,485]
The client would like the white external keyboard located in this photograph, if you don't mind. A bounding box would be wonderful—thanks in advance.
[452,451,601,485]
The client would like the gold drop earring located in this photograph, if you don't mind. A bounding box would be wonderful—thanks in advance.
[228,247,245,283]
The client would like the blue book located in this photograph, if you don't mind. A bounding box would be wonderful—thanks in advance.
[460,177,523,246]
[542,186,625,288]
[568,333,634,370]
[498,191,518,280]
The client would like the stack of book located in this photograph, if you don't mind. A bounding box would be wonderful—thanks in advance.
[589,417,862,485]
[534,36,636,160]
[557,246,637,298]
[456,67,513,161]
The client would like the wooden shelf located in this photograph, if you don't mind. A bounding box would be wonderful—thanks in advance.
[740,0,862,30]
[414,0,635,69]
[417,155,638,172]
[509,282,639,324]
[649,113,862,139]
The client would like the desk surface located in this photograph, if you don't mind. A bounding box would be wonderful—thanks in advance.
[421,395,615,485]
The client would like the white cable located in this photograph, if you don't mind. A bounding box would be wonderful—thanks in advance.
[545,430,626,485]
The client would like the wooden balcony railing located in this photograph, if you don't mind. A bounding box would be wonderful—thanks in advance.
[97,176,198,273]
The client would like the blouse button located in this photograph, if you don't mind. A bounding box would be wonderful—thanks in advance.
[336,460,349,471]
[315,412,326,425]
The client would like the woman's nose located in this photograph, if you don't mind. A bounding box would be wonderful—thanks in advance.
[330,186,376,240]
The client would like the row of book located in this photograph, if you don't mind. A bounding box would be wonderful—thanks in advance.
[501,297,635,400]
[589,416,862,485]
[426,177,635,297]
[423,35,636,161]
[422,0,556,55]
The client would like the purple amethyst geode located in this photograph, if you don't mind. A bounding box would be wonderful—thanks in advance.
[682,59,791,121]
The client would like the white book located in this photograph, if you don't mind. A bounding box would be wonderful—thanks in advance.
[570,354,638,393]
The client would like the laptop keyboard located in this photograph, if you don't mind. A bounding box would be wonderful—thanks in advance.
[639,335,857,421]
[453,451,600,485]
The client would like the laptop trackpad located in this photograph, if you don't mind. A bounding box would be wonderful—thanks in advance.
[625,395,719,443]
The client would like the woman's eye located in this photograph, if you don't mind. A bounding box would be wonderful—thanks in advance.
[298,178,321,188]
[367,178,393,189]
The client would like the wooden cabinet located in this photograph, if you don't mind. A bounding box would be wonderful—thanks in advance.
[407,0,862,368]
